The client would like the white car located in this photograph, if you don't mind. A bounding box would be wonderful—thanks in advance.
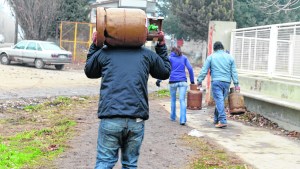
[0,40,72,70]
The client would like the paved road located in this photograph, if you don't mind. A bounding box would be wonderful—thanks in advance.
[0,64,162,100]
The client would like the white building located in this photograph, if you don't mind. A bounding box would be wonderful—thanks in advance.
[89,0,157,23]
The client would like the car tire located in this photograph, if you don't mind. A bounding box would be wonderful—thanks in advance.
[0,53,10,65]
[55,64,64,70]
[35,59,44,69]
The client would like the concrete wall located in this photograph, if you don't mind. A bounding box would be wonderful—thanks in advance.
[180,40,207,66]
[209,21,236,51]
[244,96,300,131]
[179,22,236,67]
[239,73,300,131]
[239,74,300,103]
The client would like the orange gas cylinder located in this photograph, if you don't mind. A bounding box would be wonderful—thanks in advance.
[228,87,246,115]
[96,7,147,47]
[187,84,202,110]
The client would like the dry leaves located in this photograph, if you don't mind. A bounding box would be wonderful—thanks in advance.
[227,110,300,140]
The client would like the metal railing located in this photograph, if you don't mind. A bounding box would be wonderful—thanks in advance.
[231,22,300,79]
[60,21,95,63]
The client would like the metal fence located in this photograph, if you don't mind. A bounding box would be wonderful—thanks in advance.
[231,22,300,79]
[60,21,95,63]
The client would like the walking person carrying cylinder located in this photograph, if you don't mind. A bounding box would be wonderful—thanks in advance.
[197,41,240,128]
[85,7,171,169]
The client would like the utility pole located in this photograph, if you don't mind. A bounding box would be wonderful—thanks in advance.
[231,0,234,21]
[14,15,18,44]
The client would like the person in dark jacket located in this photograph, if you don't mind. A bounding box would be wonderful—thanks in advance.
[169,47,195,125]
[85,32,171,169]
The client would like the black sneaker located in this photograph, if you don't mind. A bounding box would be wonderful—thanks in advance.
[156,80,161,87]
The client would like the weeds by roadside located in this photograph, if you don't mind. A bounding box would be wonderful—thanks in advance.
[149,89,170,100]
[182,135,250,169]
[0,96,95,169]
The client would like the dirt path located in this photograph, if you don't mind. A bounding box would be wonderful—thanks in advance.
[53,99,199,169]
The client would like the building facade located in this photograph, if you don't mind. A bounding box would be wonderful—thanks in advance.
[89,0,157,23]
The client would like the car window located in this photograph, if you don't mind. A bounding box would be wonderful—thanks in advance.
[37,43,42,51]
[40,43,63,50]
[26,42,37,50]
[14,41,28,49]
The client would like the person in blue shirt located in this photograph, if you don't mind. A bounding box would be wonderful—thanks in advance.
[168,46,195,125]
[197,41,240,128]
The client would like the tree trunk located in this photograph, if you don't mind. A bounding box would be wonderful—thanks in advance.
[8,0,62,40]
[14,15,18,44]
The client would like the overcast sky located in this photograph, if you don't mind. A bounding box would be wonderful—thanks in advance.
[0,0,11,13]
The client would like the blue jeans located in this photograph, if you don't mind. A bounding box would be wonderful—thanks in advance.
[95,118,145,169]
[211,81,230,124]
[169,82,188,124]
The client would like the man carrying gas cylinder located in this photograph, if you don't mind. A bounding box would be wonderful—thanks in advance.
[84,8,171,169]
[197,41,240,128]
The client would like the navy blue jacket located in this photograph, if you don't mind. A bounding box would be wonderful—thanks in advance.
[85,44,171,120]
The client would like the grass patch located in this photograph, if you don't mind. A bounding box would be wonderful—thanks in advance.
[157,89,170,97]
[23,104,43,112]
[149,89,170,99]
[44,96,72,107]
[0,119,75,169]
[182,135,248,169]
[0,96,91,169]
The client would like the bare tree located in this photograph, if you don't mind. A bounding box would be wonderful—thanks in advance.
[250,0,300,14]
[7,0,62,40]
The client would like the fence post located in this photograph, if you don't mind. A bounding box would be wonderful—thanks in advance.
[253,31,257,70]
[60,22,63,48]
[240,32,245,69]
[89,24,93,47]
[268,26,278,78]
[73,23,78,62]
[230,31,234,55]
[288,27,296,75]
